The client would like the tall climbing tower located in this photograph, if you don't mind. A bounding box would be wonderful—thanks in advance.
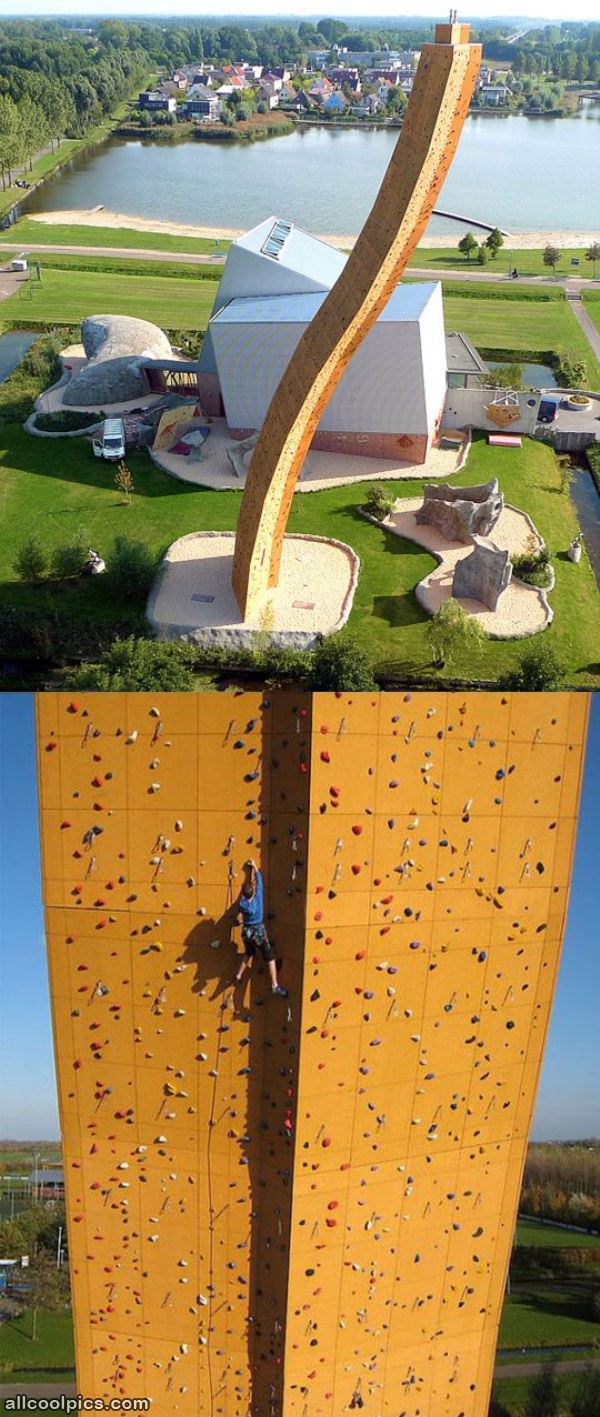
[37,691,589,1417]
[231,20,481,620]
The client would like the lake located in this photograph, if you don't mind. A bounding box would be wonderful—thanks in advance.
[19,111,600,238]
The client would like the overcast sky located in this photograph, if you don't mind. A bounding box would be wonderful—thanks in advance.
[0,5,598,27]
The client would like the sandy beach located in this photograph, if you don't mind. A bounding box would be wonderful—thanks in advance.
[29,208,600,250]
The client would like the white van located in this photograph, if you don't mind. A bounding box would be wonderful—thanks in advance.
[93,418,125,461]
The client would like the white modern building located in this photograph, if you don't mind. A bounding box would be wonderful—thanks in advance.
[197,216,448,463]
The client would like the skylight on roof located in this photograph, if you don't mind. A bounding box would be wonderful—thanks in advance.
[261,219,292,260]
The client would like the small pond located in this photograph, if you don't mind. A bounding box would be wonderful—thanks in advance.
[0,330,37,384]
[491,359,557,389]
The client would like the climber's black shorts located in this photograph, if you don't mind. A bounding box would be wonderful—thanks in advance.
[241,923,274,963]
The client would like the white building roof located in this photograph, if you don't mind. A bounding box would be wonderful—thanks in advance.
[212,283,438,328]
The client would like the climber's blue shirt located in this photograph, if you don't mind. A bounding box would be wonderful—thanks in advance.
[238,870,264,926]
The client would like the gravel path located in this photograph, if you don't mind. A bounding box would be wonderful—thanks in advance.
[385,498,551,638]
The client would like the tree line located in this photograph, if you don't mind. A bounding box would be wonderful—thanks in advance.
[0,20,149,190]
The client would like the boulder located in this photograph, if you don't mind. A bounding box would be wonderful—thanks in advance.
[453,539,512,611]
[417,478,503,544]
[64,315,173,408]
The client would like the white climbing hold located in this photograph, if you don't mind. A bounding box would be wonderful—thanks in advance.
[126,730,138,744]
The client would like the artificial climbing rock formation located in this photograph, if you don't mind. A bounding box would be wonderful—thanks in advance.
[416,479,504,544]
[231,22,481,621]
[37,691,589,1417]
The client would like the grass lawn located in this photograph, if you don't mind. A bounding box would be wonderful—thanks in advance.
[516,1220,600,1249]
[491,1372,582,1415]
[499,1288,600,1349]
[4,264,598,387]
[0,1308,74,1369]
[0,217,232,257]
[0,267,219,332]
[0,425,598,686]
[409,245,600,280]
[582,292,600,335]
[442,291,600,387]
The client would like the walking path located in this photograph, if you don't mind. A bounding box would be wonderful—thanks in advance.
[497,1356,600,1379]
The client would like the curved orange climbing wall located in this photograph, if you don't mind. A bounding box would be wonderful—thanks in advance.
[36,691,589,1417]
[231,25,481,620]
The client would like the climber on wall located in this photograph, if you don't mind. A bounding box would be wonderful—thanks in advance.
[233,860,288,997]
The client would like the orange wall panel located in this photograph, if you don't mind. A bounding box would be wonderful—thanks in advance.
[36,691,588,1417]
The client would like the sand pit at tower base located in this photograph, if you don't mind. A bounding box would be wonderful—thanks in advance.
[147,530,360,648]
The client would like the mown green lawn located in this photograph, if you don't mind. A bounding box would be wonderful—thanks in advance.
[499,1288,600,1349]
[516,1220,600,1249]
[0,217,232,256]
[443,292,600,386]
[0,1308,74,1369]
[5,265,598,386]
[582,292,600,335]
[409,245,600,279]
[1,267,219,332]
[0,425,598,686]
[491,1371,582,1416]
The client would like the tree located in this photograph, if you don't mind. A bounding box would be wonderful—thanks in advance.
[458,232,478,263]
[477,243,488,266]
[486,227,504,258]
[310,635,376,691]
[542,244,561,272]
[585,242,600,277]
[51,534,89,581]
[505,640,564,691]
[523,1361,560,1417]
[14,535,48,583]
[426,600,486,670]
[114,461,134,505]
[108,535,156,597]
[69,637,195,691]
[488,363,524,390]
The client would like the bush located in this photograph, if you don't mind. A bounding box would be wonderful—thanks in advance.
[34,410,99,433]
[13,534,48,583]
[364,485,394,521]
[426,600,486,669]
[506,640,564,690]
[51,534,90,581]
[107,536,157,598]
[309,635,376,691]
[511,542,552,587]
[68,637,195,690]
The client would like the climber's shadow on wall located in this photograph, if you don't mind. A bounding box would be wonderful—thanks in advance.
[181,912,256,1019]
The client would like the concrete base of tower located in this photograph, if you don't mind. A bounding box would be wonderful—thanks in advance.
[147,530,360,648]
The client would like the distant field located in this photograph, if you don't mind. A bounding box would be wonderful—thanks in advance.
[516,1220,600,1249]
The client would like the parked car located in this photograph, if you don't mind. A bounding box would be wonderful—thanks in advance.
[537,397,559,424]
[92,417,125,461]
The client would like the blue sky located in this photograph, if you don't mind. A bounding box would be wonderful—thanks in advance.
[0,692,598,1141]
[0,6,598,24]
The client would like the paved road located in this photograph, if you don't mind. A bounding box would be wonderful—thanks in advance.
[0,241,225,266]
[0,266,26,304]
[497,1356,600,1379]
[1,242,598,286]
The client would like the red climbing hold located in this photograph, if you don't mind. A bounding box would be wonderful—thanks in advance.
[322,1136,332,1148]
[320,751,330,763]
[327,1200,339,1210]
[351,825,363,836]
